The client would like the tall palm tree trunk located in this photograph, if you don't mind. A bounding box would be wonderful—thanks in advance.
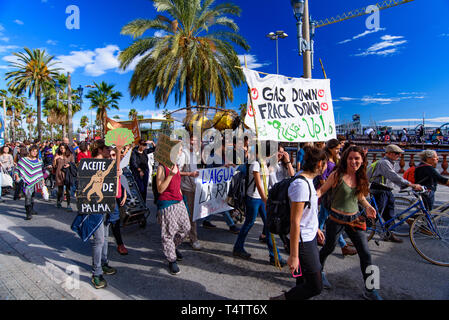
[186,76,192,120]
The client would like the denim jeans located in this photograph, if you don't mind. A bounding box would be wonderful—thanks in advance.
[318,205,346,248]
[233,197,280,259]
[422,190,435,211]
[203,211,235,227]
[319,217,373,289]
[92,220,109,276]
[371,190,395,228]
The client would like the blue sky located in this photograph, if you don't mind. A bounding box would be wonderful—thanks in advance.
[0,0,448,132]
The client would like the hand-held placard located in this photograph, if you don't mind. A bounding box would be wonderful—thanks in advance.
[83,160,116,202]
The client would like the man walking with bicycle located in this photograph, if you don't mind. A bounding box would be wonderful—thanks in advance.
[367,144,423,243]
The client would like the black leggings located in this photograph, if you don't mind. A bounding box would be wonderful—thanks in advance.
[285,236,322,300]
[57,185,70,204]
[111,221,123,246]
[319,217,373,289]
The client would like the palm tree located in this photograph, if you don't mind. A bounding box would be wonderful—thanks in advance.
[80,115,89,129]
[2,89,29,141]
[85,81,122,137]
[128,108,138,120]
[5,47,61,141]
[119,0,250,119]
[23,106,36,139]
[42,74,82,138]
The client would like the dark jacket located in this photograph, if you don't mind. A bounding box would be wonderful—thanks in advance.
[62,162,78,187]
[415,162,448,192]
[71,214,104,242]
[130,146,155,175]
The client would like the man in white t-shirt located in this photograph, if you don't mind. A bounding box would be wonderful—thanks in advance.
[234,152,286,266]
[178,136,201,250]
[263,144,295,249]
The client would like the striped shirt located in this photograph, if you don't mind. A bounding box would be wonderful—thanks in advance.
[15,157,44,191]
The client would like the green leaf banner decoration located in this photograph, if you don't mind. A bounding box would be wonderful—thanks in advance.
[105,127,134,147]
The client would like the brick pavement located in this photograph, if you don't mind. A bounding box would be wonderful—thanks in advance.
[0,235,74,300]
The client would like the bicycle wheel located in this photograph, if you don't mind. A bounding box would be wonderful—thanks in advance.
[392,196,416,237]
[409,212,449,267]
[366,217,381,242]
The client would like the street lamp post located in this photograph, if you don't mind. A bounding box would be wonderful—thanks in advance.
[291,0,316,78]
[54,79,85,142]
[2,97,7,142]
[84,84,95,141]
[67,72,73,144]
[266,30,288,74]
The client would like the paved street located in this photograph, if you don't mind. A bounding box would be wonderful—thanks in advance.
[0,182,448,300]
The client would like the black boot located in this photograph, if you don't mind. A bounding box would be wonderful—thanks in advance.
[25,205,32,220]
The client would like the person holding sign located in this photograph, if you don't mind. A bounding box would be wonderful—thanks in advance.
[156,143,191,275]
[108,148,129,256]
[88,139,118,289]
[178,135,202,250]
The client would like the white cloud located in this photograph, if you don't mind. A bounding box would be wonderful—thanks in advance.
[55,45,123,76]
[340,97,357,101]
[381,117,449,124]
[116,54,145,74]
[46,40,58,45]
[0,45,19,54]
[14,20,24,25]
[84,45,120,76]
[238,54,270,69]
[354,35,407,57]
[338,27,386,44]
[55,50,95,74]
[361,97,397,104]
[380,35,403,41]
[0,24,8,42]
[337,92,425,105]
[154,30,169,38]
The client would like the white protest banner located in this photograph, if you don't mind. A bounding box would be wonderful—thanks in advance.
[193,166,235,221]
[243,67,336,142]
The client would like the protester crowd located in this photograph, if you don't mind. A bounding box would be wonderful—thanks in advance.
[1,133,448,300]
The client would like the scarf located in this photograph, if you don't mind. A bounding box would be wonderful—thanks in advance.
[15,157,44,191]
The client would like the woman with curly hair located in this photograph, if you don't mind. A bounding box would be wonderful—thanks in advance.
[317,145,381,300]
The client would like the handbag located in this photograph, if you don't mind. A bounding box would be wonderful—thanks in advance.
[0,167,13,188]
[42,184,49,201]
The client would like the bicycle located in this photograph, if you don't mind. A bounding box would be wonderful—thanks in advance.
[365,188,449,267]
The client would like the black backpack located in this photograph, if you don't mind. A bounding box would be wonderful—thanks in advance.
[226,163,251,214]
[267,175,311,236]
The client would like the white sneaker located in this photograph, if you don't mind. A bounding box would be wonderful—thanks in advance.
[191,240,202,250]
